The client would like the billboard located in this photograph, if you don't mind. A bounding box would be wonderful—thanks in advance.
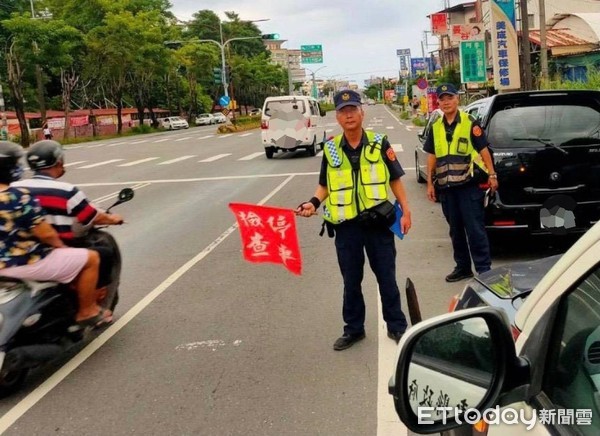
[431,13,448,35]
[450,24,485,42]
[460,41,487,83]
[489,0,520,90]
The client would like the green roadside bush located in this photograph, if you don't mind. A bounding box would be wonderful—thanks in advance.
[320,103,335,112]
[399,111,410,120]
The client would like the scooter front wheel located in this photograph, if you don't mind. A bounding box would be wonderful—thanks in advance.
[0,367,28,397]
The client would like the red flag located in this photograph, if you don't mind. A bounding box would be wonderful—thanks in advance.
[229,203,302,275]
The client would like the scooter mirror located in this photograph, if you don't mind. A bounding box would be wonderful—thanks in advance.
[106,188,134,213]
[118,188,134,203]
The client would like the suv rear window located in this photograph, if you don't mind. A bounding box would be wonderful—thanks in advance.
[488,104,600,149]
[264,100,306,116]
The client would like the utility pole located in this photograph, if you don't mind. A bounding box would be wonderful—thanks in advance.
[287,54,294,95]
[539,0,548,82]
[519,0,532,90]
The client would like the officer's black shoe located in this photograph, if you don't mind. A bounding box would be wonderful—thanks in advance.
[387,331,405,343]
[333,332,366,351]
[445,269,474,283]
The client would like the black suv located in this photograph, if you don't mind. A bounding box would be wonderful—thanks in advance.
[467,90,600,235]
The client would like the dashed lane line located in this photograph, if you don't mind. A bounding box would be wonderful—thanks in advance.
[157,155,196,165]
[118,157,160,167]
[199,154,231,163]
[77,159,124,169]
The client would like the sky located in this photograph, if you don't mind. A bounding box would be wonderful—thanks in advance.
[169,0,461,87]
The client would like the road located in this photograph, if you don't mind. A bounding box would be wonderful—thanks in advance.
[0,107,572,435]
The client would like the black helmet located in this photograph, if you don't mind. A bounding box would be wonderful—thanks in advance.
[26,140,64,171]
[0,141,24,182]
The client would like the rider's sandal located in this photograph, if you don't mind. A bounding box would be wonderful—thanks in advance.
[76,309,113,329]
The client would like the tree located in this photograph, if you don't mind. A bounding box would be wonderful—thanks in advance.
[1,13,81,145]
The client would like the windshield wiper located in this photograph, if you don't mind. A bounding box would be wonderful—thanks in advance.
[513,138,568,155]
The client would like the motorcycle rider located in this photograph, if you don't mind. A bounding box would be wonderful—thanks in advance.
[0,141,111,327]
[12,140,123,293]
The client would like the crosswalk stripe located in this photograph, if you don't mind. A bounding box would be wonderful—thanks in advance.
[63,161,87,167]
[153,138,171,143]
[199,153,231,163]
[175,137,191,142]
[239,133,253,137]
[218,134,233,139]
[392,144,404,152]
[77,159,124,169]
[158,155,196,165]
[198,135,214,140]
[129,139,147,144]
[238,152,264,161]
[118,157,160,167]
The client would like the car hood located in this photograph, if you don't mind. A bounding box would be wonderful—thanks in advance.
[476,254,562,298]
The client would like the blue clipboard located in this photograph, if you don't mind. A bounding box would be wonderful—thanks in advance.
[389,201,404,239]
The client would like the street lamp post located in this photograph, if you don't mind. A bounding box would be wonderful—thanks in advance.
[305,66,327,99]
[196,19,270,98]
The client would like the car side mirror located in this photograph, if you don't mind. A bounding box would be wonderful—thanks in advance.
[106,188,135,213]
[417,131,425,142]
[388,308,527,434]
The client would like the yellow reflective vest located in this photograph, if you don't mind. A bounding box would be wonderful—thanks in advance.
[432,112,488,188]
[322,131,389,224]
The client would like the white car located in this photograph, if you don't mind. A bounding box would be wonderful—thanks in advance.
[161,116,189,130]
[195,113,215,125]
[212,113,227,124]
[389,219,600,435]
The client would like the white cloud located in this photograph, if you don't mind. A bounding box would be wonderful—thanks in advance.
[169,0,454,85]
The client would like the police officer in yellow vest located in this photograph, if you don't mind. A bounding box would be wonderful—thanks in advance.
[296,90,412,351]
[424,83,498,282]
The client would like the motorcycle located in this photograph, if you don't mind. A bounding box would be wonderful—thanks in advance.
[0,188,134,396]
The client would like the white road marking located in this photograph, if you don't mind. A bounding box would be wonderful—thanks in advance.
[198,135,214,140]
[153,138,171,143]
[63,161,87,167]
[118,157,160,167]
[107,142,126,147]
[377,286,408,436]
[325,129,334,133]
[199,154,231,163]
[386,126,395,130]
[218,134,233,139]
[238,133,253,137]
[77,171,320,187]
[87,144,105,148]
[77,159,124,169]
[366,127,374,130]
[158,155,196,165]
[175,137,191,142]
[392,144,404,152]
[129,139,147,144]
[0,176,295,434]
[316,151,324,157]
[405,126,411,131]
[175,340,243,351]
[238,152,264,161]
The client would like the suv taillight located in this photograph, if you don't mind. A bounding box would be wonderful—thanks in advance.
[261,120,269,129]
[305,119,311,128]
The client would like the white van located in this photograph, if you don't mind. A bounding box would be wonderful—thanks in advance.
[260,96,327,159]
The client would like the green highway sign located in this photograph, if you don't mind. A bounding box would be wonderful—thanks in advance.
[301,44,323,64]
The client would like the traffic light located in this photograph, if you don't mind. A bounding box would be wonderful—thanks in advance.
[213,67,222,84]
[261,33,280,40]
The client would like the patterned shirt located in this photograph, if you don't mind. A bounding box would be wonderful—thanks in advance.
[12,175,98,242]
[0,187,51,269]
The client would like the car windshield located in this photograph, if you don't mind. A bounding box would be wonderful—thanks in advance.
[488,104,600,148]
[264,100,306,116]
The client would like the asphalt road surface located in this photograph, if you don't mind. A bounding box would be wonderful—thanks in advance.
[0,106,574,435]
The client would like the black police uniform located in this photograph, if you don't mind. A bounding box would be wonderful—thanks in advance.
[424,84,492,276]
[320,90,408,342]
